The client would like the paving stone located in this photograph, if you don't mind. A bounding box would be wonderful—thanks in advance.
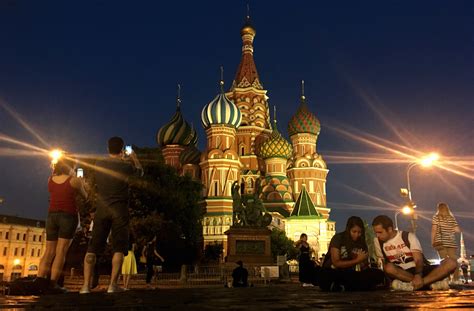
[1,283,473,310]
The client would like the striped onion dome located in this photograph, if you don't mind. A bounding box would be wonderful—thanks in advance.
[201,83,242,129]
[260,121,293,159]
[179,145,201,165]
[157,105,197,147]
[287,96,321,137]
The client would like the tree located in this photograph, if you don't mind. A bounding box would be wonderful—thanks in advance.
[129,147,204,270]
[203,242,224,263]
[270,228,298,260]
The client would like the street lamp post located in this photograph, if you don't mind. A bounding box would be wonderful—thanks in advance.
[394,205,414,231]
[402,152,439,232]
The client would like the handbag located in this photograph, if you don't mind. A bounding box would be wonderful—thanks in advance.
[139,255,147,264]
[433,218,443,248]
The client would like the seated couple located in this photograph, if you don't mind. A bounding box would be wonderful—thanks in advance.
[319,215,456,292]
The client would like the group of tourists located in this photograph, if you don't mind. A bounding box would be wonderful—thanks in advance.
[35,134,465,294]
[37,136,166,293]
[297,203,464,292]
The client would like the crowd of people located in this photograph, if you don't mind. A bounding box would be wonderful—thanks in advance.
[36,135,467,294]
[296,207,466,292]
[37,136,168,294]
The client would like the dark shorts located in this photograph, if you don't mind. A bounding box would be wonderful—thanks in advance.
[87,204,129,256]
[46,212,78,241]
[406,265,438,276]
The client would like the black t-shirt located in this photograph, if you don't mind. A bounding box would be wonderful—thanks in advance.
[323,231,367,269]
[94,157,135,207]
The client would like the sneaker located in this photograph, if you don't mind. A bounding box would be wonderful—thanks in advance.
[107,284,125,293]
[302,283,314,287]
[79,286,90,294]
[431,277,450,291]
[329,282,345,292]
[391,279,414,291]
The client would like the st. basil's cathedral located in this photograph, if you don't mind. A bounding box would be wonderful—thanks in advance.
[156,16,336,258]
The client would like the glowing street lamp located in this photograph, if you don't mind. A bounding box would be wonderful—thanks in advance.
[402,152,439,232]
[13,258,20,266]
[49,149,64,165]
[394,204,414,230]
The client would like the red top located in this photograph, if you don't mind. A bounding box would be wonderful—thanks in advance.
[48,176,77,215]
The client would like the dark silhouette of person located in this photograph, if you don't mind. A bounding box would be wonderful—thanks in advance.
[232,260,248,287]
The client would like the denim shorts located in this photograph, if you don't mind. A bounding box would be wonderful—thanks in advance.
[46,212,78,241]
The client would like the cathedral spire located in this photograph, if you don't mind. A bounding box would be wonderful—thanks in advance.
[301,80,306,103]
[231,8,263,90]
[220,66,225,93]
[176,83,181,110]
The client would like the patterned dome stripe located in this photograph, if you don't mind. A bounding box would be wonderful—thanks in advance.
[201,93,242,128]
[157,109,197,146]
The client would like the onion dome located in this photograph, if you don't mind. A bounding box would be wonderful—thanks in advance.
[157,85,198,147]
[287,81,321,137]
[201,73,242,129]
[179,145,201,165]
[259,110,293,159]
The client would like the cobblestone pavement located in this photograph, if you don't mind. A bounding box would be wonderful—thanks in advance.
[0,283,473,310]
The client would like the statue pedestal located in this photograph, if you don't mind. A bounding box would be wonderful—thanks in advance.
[225,227,273,265]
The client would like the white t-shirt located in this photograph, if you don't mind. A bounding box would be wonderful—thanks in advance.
[374,231,422,270]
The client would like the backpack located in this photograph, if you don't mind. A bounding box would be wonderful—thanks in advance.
[378,231,431,266]
[7,277,50,295]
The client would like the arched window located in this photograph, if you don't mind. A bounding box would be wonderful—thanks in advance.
[28,265,38,271]
[0,265,4,270]
[214,182,219,196]
[241,146,245,156]
[13,265,22,270]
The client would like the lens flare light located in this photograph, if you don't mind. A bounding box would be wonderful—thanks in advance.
[49,149,63,165]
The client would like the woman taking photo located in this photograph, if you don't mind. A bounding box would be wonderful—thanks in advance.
[38,157,87,291]
[319,216,384,291]
[432,202,461,283]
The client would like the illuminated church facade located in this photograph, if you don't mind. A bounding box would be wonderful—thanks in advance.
[156,17,335,258]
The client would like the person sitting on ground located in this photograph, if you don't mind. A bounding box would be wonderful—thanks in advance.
[232,260,248,287]
[319,216,385,291]
[372,215,457,291]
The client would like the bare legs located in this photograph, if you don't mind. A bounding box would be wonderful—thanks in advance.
[80,252,96,293]
[384,258,457,289]
[38,238,72,285]
[123,274,130,289]
[437,247,459,281]
[110,252,124,287]
[81,252,124,293]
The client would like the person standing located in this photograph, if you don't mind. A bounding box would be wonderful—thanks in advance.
[121,234,137,290]
[143,236,165,289]
[431,202,462,283]
[80,137,142,294]
[319,216,385,291]
[295,233,315,287]
[38,157,87,292]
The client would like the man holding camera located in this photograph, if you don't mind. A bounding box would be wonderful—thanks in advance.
[80,137,143,294]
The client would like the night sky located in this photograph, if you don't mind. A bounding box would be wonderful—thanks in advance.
[0,1,472,258]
